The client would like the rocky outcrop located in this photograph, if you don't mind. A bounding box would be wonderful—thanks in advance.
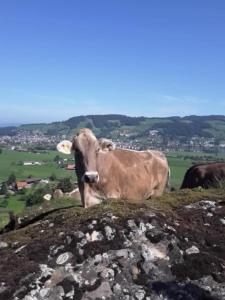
[0,190,225,300]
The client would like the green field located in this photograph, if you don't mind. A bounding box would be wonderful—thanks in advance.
[0,149,75,182]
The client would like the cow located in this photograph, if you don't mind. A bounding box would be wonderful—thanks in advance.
[57,128,170,208]
[181,162,225,189]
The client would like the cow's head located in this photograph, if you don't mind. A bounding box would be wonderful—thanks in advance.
[57,128,115,184]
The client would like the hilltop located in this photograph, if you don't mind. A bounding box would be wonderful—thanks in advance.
[1,114,225,140]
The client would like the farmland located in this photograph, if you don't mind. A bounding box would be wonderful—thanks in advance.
[0,149,74,182]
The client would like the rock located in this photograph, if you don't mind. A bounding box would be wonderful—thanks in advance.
[40,264,54,278]
[56,252,73,265]
[141,243,167,261]
[74,231,85,238]
[43,193,52,201]
[39,287,50,297]
[86,230,104,242]
[135,289,146,300]
[186,245,200,255]
[113,283,122,293]
[53,189,64,199]
[207,212,213,217]
[0,282,7,294]
[116,249,129,258]
[81,281,113,300]
[100,267,115,279]
[146,228,163,243]
[67,188,81,200]
[127,219,136,228]
[131,265,140,280]
[0,241,8,249]
[105,225,115,240]
[48,285,65,300]
[220,218,225,225]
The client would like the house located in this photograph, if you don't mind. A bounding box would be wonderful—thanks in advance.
[23,161,42,166]
[66,164,76,171]
[26,178,41,185]
[16,181,28,190]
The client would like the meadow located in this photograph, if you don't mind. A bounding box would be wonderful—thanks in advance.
[0,149,74,182]
[0,148,224,228]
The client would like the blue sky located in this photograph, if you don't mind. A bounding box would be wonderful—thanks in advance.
[0,0,225,124]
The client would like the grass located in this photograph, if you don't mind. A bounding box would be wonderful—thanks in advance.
[167,156,192,188]
[3,187,225,246]
[0,149,75,182]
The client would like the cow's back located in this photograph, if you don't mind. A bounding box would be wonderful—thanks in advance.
[96,148,169,200]
[181,162,225,189]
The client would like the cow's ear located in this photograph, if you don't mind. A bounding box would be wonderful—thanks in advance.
[99,138,116,152]
[56,140,73,154]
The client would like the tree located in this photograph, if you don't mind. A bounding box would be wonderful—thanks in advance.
[0,148,2,154]
[7,173,16,186]
[54,155,61,163]
[57,178,73,193]
[24,184,55,207]
[0,182,8,195]
[49,173,57,181]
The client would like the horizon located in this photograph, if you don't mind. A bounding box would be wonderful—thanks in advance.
[1,113,225,128]
[1,1,225,123]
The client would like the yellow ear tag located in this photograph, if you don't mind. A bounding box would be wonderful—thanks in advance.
[56,140,72,154]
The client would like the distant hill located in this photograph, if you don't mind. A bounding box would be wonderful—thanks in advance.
[2,114,225,141]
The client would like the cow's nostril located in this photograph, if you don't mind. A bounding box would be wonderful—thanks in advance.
[83,172,99,183]
[84,174,91,183]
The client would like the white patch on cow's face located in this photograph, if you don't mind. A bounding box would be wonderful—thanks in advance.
[57,140,73,155]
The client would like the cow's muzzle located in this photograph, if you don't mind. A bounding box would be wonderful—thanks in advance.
[83,171,99,184]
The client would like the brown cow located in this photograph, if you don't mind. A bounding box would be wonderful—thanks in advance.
[181,162,225,189]
[57,128,170,208]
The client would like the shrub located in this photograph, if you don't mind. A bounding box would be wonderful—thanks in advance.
[57,178,74,193]
[0,183,8,195]
[24,184,55,207]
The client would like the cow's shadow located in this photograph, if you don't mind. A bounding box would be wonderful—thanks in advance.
[151,281,219,300]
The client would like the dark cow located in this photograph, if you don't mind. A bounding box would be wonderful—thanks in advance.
[57,128,170,208]
[181,162,225,189]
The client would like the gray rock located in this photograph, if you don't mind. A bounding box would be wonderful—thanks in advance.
[56,252,73,265]
[186,245,200,255]
[220,218,225,225]
[135,289,146,300]
[81,281,113,300]
[0,241,8,249]
[105,225,115,240]
[74,231,85,239]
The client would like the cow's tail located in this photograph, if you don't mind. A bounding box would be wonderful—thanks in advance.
[165,168,171,192]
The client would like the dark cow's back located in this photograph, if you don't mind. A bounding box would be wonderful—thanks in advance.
[181,162,225,189]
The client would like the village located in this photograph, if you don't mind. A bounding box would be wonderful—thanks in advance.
[1,128,225,153]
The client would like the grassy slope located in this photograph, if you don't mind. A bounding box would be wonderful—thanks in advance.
[2,187,225,246]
